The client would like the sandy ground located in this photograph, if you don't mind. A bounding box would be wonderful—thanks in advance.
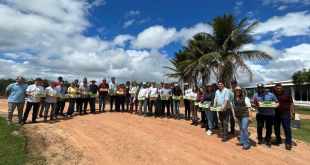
[1,99,310,165]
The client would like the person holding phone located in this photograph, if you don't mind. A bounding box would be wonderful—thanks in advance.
[231,86,253,150]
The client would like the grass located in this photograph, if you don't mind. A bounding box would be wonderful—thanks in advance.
[249,117,310,143]
[295,106,310,115]
[0,116,46,165]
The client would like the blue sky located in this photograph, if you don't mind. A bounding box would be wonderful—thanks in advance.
[0,0,310,87]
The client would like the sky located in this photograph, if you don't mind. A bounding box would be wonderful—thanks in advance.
[0,0,310,88]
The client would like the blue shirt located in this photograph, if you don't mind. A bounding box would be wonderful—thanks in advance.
[89,85,99,94]
[251,92,279,115]
[57,85,67,95]
[6,83,28,103]
[214,87,231,109]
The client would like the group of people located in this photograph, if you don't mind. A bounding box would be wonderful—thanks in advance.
[5,76,295,150]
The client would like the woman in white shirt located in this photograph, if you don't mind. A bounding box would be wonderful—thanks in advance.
[44,81,60,121]
[183,83,192,121]
[130,80,139,114]
[138,82,148,117]
[189,85,199,125]
[232,86,253,150]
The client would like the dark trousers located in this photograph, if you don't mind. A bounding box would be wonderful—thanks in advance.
[170,98,174,114]
[219,108,231,139]
[184,99,190,118]
[116,96,125,112]
[130,97,138,113]
[76,98,81,111]
[149,100,157,116]
[228,110,235,132]
[162,100,170,116]
[110,95,117,111]
[67,98,76,115]
[90,98,96,112]
[23,102,39,122]
[56,101,65,116]
[274,115,292,144]
[256,113,275,142]
[79,98,88,113]
[126,96,130,110]
[156,99,162,115]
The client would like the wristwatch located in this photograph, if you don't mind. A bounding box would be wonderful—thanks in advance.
[292,114,295,115]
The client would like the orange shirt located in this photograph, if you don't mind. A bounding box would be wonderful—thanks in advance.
[116,87,127,97]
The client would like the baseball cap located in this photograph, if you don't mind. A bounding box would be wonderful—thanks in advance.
[257,83,265,88]
[35,78,42,81]
[143,82,146,85]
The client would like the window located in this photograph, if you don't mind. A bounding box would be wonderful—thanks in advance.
[295,89,301,101]
[284,86,292,95]
[302,87,307,101]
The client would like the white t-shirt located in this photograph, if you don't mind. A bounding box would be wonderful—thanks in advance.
[138,88,149,98]
[109,82,118,96]
[232,97,251,108]
[148,86,159,100]
[184,88,192,97]
[189,92,198,99]
[44,86,60,103]
[26,84,44,103]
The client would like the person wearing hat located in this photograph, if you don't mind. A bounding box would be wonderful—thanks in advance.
[5,77,28,124]
[67,81,79,117]
[20,78,44,125]
[251,83,279,148]
[37,78,49,118]
[98,78,109,112]
[89,79,99,113]
[116,82,127,112]
[130,80,139,114]
[183,83,192,121]
[43,81,60,121]
[161,82,172,119]
[138,82,149,117]
[231,86,253,150]
[109,77,118,112]
[156,82,164,117]
[125,81,131,112]
[201,84,216,135]
[78,81,91,115]
[172,84,183,120]
[170,81,175,114]
[148,81,159,118]
[228,80,238,134]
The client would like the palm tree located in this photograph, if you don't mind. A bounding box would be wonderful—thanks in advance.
[199,14,272,88]
[163,50,189,83]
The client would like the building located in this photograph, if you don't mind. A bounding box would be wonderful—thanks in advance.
[244,80,310,108]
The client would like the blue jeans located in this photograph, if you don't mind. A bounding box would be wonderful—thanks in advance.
[99,95,107,111]
[67,98,77,115]
[229,110,235,131]
[44,102,56,120]
[237,117,250,147]
[90,98,96,112]
[139,100,147,115]
[174,101,180,118]
[274,115,292,145]
[213,113,219,127]
[205,108,215,129]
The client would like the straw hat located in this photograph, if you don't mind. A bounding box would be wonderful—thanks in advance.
[174,84,179,87]
[184,83,189,86]
[152,80,156,83]
[120,82,124,85]
[205,83,214,88]
[90,79,96,82]
[164,82,168,84]
[233,86,244,92]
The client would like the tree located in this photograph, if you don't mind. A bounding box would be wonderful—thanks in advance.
[292,68,310,88]
[163,51,189,83]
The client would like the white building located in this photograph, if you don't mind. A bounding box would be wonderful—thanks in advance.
[244,80,310,108]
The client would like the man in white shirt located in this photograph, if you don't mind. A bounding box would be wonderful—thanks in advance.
[148,81,159,118]
[138,82,148,117]
[109,77,118,112]
[156,82,164,117]
[21,78,45,125]
[44,81,60,121]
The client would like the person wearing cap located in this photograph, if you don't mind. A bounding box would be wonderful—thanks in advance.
[228,80,238,134]
[78,81,91,115]
[56,80,67,117]
[67,82,78,117]
[130,80,139,114]
[189,85,199,125]
[138,82,149,117]
[5,77,28,124]
[109,77,118,112]
[98,78,109,112]
[183,83,192,120]
[43,81,60,121]
[172,84,183,120]
[148,81,159,118]
[75,79,80,112]
[20,78,44,125]
[213,81,231,142]
[116,82,127,112]
[231,86,253,150]
[161,82,172,119]
[251,83,279,148]
[89,80,99,113]
[201,84,216,135]
[55,77,66,87]
[37,78,49,118]
[170,82,175,114]
[272,83,295,150]
[156,82,164,116]
[125,81,131,112]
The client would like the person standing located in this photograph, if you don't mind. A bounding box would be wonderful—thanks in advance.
[213,81,231,142]
[138,82,148,117]
[98,78,109,112]
[56,80,67,117]
[172,84,182,120]
[156,82,164,117]
[75,79,80,112]
[67,82,78,117]
[5,77,28,124]
[55,77,66,87]
[125,81,131,112]
[183,83,192,121]
[130,80,139,114]
[272,83,295,150]
[78,81,91,115]
[170,81,175,114]
[89,80,99,113]
[251,83,279,148]
[37,78,49,118]
[161,82,172,119]
[109,77,118,112]
[146,82,151,115]
[189,85,199,125]
[20,78,44,125]
[148,81,159,118]
[116,82,127,113]
[44,81,60,121]
[232,86,253,150]
[201,84,216,135]
[228,80,238,134]
[194,87,205,126]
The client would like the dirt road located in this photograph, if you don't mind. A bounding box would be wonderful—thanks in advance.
[1,99,309,165]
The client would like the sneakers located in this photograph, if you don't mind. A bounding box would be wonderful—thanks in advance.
[271,140,282,145]
[265,141,271,148]
[286,144,292,150]
[67,115,70,117]
[20,121,25,125]
[258,139,264,146]
[221,138,228,142]
[206,130,212,136]
[236,143,243,146]
[242,146,250,150]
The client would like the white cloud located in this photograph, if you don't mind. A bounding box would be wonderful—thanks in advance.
[125,10,140,18]
[123,19,135,28]
[113,35,135,47]
[234,1,243,15]
[157,18,164,22]
[247,11,254,18]
[262,0,310,5]
[4,52,36,60]
[278,5,288,10]
[97,27,107,34]
[139,17,150,24]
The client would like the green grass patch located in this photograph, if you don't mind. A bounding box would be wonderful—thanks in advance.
[295,106,310,115]
[0,116,46,165]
